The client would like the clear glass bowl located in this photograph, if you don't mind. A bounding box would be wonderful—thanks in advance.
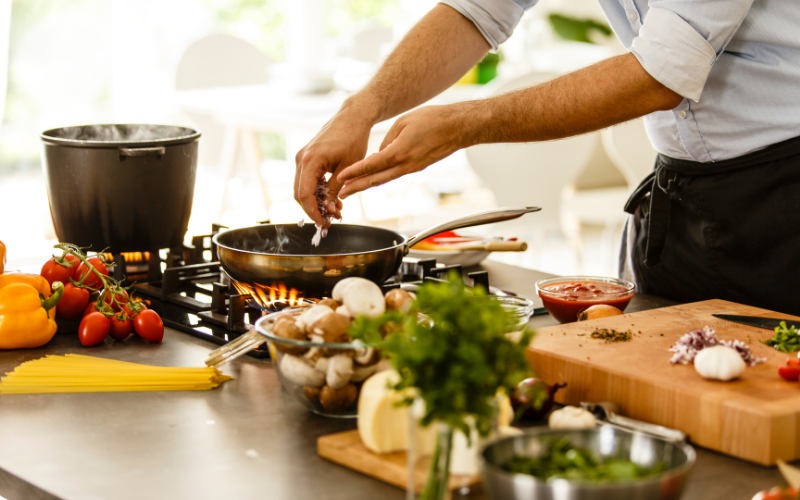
[255,308,387,419]
[483,295,535,331]
[535,276,635,324]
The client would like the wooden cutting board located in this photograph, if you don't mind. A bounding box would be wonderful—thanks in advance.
[318,430,481,497]
[527,299,800,465]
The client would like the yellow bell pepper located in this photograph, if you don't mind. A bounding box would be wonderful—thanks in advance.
[0,239,6,274]
[0,273,52,299]
[0,278,62,349]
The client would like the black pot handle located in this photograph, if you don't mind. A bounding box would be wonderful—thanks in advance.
[119,146,166,157]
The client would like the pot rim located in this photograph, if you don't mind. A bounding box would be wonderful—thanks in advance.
[40,124,201,148]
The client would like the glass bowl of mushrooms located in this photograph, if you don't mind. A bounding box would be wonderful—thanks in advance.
[254,279,413,418]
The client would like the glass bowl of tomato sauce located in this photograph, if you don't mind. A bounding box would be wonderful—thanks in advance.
[536,276,635,324]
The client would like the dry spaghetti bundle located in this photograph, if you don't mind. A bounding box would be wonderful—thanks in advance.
[0,354,233,394]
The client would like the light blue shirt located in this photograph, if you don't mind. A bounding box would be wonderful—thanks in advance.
[440,0,800,162]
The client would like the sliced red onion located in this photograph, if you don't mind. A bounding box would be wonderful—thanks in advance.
[311,178,331,247]
[669,326,765,366]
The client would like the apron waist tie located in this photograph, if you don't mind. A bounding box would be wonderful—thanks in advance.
[624,165,679,268]
[623,133,800,268]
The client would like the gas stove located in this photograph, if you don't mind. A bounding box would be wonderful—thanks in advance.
[122,225,531,359]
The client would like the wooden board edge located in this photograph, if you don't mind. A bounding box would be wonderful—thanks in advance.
[317,430,481,493]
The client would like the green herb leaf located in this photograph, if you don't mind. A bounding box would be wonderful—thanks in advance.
[349,273,534,439]
[761,321,800,353]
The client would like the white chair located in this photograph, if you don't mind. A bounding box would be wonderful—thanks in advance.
[174,34,273,218]
[0,0,11,131]
[464,72,599,269]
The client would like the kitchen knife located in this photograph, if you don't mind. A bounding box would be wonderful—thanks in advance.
[712,314,799,331]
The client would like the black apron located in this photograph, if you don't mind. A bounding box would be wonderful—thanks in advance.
[619,135,800,316]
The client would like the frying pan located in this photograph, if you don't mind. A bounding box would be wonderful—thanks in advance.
[213,206,540,295]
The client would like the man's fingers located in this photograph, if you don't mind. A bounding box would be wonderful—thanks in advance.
[338,146,399,184]
[339,165,410,199]
[379,121,403,151]
[297,159,326,225]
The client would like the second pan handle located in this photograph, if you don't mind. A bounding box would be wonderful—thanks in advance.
[404,206,541,251]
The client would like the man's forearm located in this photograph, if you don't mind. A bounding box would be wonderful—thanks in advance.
[463,53,683,145]
[343,4,491,126]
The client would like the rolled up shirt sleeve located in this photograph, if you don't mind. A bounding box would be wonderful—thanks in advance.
[438,0,538,51]
[630,1,755,101]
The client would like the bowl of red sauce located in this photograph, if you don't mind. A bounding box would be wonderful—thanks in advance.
[536,276,635,324]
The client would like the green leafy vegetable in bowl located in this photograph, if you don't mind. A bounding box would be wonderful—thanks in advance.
[762,321,800,353]
[503,437,666,483]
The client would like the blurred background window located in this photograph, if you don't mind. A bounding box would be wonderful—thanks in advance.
[0,0,646,277]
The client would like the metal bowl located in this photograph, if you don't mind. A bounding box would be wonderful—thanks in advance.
[480,427,695,500]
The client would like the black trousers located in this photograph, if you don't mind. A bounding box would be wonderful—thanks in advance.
[620,135,800,316]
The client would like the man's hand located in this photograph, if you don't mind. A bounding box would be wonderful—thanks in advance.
[294,109,372,226]
[337,104,474,199]
[292,4,490,223]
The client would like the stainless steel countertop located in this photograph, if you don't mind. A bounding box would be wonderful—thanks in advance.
[0,261,787,500]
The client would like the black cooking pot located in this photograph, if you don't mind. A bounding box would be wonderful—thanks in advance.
[41,124,200,252]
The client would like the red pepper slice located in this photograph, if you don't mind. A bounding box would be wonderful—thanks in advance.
[777,364,800,382]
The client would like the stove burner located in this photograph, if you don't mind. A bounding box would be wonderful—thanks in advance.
[128,224,518,359]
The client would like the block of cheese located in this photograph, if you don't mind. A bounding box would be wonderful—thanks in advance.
[357,370,435,454]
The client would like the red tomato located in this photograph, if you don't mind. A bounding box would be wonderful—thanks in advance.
[40,255,78,286]
[83,301,101,317]
[101,288,129,312]
[109,316,133,341]
[57,284,91,319]
[777,364,800,381]
[133,310,164,343]
[78,312,110,347]
[75,257,109,290]
[752,486,799,500]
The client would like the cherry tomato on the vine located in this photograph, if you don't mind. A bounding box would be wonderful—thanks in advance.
[78,312,110,347]
[57,283,90,319]
[109,316,133,341]
[102,288,129,312]
[83,301,101,317]
[40,254,78,286]
[75,257,109,290]
[133,310,164,343]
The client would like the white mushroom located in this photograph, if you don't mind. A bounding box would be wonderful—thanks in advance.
[343,280,386,319]
[280,354,325,387]
[336,304,352,318]
[354,346,378,366]
[304,347,323,362]
[272,316,308,355]
[317,298,340,309]
[385,289,414,313]
[320,384,358,412]
[326,353,354,389]
[309,313,351,343]
[332,277,365,303]
[296,304,334,331]
[315,356,330,373]
[374,358,392,373]
[351,363,380,382]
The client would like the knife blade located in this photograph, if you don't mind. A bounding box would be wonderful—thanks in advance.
[712,314,799,331]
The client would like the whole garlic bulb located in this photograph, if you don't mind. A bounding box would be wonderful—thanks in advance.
[548,406,596,430]
[694,345,745,381]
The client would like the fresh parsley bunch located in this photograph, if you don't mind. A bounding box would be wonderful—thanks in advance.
[349,273,534,439]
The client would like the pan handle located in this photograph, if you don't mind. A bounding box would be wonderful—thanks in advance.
[405,206,541,250]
